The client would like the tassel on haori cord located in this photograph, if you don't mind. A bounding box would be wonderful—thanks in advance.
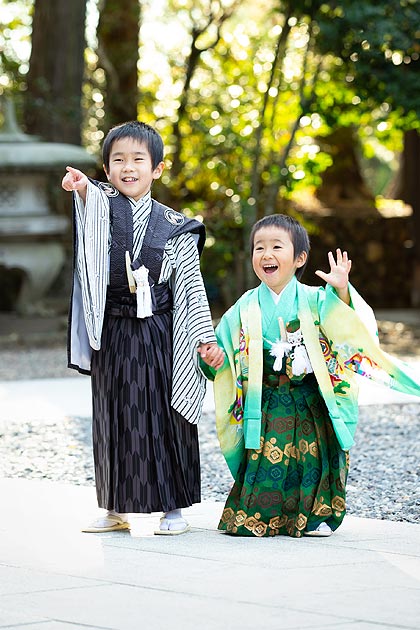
[291,342,312,376]
[269,321,313,376]
[287,329,313,376]
[269,316,292,371]
[270,340,292,371]
[132,265,153,318]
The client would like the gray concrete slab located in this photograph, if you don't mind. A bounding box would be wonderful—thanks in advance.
[0,624,105,630]
[0,372,420,629]
[0,477,419,630]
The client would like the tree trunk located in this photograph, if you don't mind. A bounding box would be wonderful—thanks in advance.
[170,32,202,179]
[393,129,420,306]
[25,0,87,144]
[97,0,140,130]
[315,126,378,216]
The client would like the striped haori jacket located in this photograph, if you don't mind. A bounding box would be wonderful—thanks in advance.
[68,181,217,425]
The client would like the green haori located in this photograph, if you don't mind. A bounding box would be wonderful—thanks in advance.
[212,278,420,478]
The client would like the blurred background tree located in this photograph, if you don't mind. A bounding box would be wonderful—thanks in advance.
[96,0,140,130]
[0,0,419,309]
[24,0,87,143]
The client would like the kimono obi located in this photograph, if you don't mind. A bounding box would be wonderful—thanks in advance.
[105,282,172,318]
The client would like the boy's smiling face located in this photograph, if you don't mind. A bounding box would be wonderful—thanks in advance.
[104,137,164,201]
[252,226,307,294]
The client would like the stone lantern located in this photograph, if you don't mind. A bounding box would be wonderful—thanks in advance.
[0,98,97,313]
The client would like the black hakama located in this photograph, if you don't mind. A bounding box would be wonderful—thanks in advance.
[90,286,201,514]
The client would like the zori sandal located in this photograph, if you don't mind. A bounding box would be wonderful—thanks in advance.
[303,522,333,537]
[82,515,130,533]
[154,517,191,536]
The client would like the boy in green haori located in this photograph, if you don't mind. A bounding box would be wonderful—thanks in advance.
[199,214,420,538]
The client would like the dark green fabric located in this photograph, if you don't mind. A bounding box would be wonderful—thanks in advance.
[218,349,348,538]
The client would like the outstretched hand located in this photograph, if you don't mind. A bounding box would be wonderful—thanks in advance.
[315,249,351,303]
[62,166,88,201]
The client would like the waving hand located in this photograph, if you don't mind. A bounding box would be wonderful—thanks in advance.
[315,249,351,304]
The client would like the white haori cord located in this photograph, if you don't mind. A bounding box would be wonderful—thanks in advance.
[132,265,153,318]
[268,329,313,376]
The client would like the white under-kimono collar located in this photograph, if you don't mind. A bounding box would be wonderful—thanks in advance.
[130,191,152,226]
[268,284,287,304]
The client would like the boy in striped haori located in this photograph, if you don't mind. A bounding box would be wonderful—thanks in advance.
[62,121,224,535]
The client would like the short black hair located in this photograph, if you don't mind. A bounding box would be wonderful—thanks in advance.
[102,120,164,171]
[250,214,310,279]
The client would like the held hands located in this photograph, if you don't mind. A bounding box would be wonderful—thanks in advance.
[315,249,351,304]
[62,166,88,202]
[198,343,225,370]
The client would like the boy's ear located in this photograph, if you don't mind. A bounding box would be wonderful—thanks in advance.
[153,161,165,180]
[296,251,307,268]
[103,164,110,180]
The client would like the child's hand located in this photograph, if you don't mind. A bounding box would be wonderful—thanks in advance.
[198,343,225,370]
[62,166,88,201]
[315,249,351,303]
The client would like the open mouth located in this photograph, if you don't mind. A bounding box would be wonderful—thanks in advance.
[122,177,138,183]
[263,264,278,274]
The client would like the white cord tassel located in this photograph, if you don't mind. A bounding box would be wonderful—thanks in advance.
[291,343,312,376]
[131,265,153,318]
[270,340,292,371]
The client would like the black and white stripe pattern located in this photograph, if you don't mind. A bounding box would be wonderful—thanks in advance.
[72,182,216,424]
[74,183,110,350]
[166,234,216,423]
[131,192,152,258]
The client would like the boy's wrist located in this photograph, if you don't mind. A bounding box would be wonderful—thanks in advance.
[336,285,350,305]
[75,189,87,204]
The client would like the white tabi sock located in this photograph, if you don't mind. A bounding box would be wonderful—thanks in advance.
[164,509,182,520]
[107,510,128,522]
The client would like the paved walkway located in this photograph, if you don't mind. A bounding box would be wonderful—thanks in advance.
[0,375,420,629]
[0,476,420,630]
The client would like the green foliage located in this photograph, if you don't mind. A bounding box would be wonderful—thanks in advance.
[3,0,419,305]
[315,1,420,123]
[138,0,420,301]
[0,0,33,116]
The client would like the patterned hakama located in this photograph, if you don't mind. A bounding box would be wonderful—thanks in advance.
[91,290,201,514]
[218,350,348,537]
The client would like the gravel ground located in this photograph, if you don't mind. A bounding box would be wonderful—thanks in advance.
[0,340,419,524]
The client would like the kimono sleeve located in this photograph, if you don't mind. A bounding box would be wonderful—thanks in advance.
[73,181,110,350]
[315,283,420,398]
[212,303,248,476]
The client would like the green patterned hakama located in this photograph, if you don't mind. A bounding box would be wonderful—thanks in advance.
[218,350,349,538]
